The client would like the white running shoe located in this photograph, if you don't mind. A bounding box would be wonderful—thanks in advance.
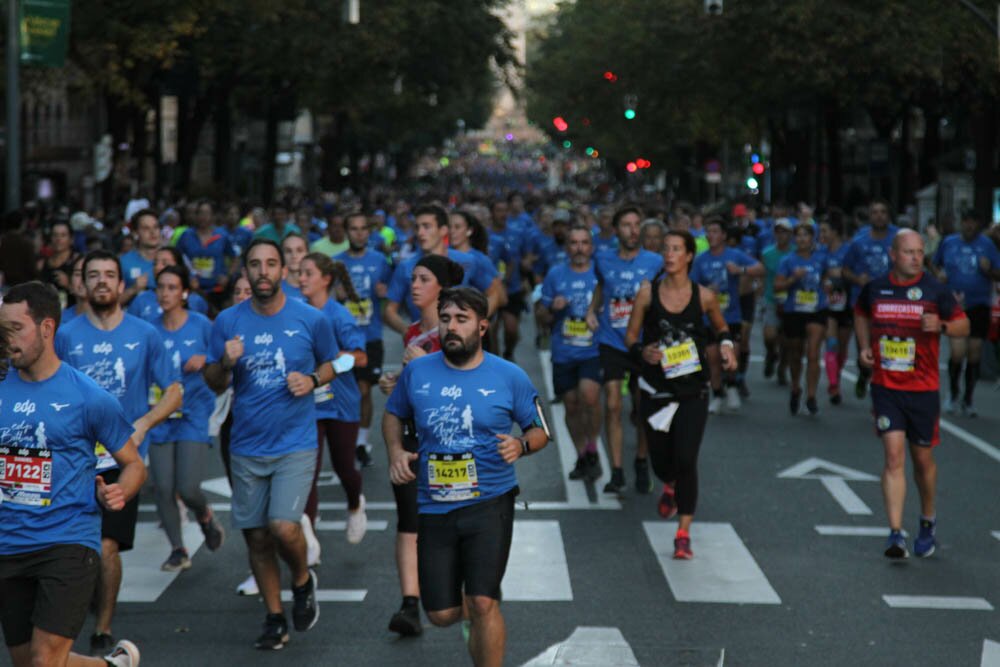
[725,387,741,411]
[346,495,368,545]
[301,514,321,567]
[708,396,722,415]
[104,639,140,667]
[236,573,259,596]
[943,396,956,415]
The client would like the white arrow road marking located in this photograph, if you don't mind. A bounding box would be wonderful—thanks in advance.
[521,627,640,666]
[200,475,232,498]
[119,521,205,602]
[982,639,1000,667]
[503,521,573,601]
[815,526,907,537]
[643,522,780,605]
[538,350,620,510]
[315,519,388,532]
[882,595,993,611]
[778,457,877,515]
[280,589,366,602]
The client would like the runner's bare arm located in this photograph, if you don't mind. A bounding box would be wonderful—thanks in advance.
[853,311,874,367]
[132,382,182,444]
[624,280,652,348]
[485,276,506,314]
[585,283,602,331]
[101,437,148,509]
[383,412,417,484]
[383,301,408,335]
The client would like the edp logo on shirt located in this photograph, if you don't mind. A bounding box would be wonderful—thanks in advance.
[93,342,113,355]
[254,333,274,346]
[441,385,463,399]
[13,400,36,416]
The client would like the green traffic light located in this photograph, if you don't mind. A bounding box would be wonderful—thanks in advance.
[624,109,636,120]
[562,140,572,148]
[585,147,594,156]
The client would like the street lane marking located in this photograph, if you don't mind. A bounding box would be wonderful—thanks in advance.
[120,521,205,602]
[819,477,872,515]
[521,627,639,666]
[280,589,367,602]
[643,522,781,605]
[316,519,388,531]
[142,500,620,513]
[882,595,993,611]
[982,639,1000,667]
[538,350,620,510]
[815,525,906,537]
[992,531,1000,542]
[841,369,1000,465]
[504,520,573,601]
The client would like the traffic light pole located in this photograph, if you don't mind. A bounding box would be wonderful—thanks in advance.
[6,0,20,211]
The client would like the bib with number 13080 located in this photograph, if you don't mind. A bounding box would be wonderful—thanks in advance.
[879,336,916,372]
[660,339,702,379]
[427,452,479,502]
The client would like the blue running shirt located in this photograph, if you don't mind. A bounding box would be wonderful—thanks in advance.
[335,248,393,342]
[208,297,335,457]
[385,353,541,513]
[0,364,134,554]
[690,248,757,324]
[593,249,663,350]
[56,314,178,462]
[931,233,1000,308]
[540,263,600,363]
[313,299,364,422]
[150,311,214,445]
[127,289,209,323]
[778,251,830,313]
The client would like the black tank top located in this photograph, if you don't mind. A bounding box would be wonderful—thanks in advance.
[638,276,711,399]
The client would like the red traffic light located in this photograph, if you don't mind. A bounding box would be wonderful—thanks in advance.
[635,158,651,169]
[552,116,569,132]
[751,162,765,175]
[603,70,618,83]
[626,162,638,173]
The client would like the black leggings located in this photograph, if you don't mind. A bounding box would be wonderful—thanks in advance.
[641,395,709,516]
[392,425,420,534]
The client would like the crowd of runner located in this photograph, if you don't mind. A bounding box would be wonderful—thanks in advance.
[1,189,997,666]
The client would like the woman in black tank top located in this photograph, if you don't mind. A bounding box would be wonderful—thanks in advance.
[625,230,736,560]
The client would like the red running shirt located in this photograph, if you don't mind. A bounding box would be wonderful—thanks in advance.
[404,322,441,353]
[855,272,964,392]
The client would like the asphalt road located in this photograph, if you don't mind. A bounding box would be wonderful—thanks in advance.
[9,318,1000,667]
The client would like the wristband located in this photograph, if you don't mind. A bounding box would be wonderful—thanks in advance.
[310,372,321,388]
[718,331,735,348]
[520,438,531,456]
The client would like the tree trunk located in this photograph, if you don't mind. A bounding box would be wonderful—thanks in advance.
[262,103,279,205]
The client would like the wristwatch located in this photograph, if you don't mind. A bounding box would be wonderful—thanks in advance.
[520,437,531,456]
[310,372,321,388]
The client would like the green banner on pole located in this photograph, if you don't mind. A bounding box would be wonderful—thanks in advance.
[19,0,71,67]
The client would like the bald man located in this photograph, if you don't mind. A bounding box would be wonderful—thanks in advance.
[854,229,968,559]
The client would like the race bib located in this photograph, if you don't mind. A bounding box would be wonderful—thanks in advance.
[879,337,916,373]
[497,260,508,276]
[192,257,215,279]
[717,292,730,310]
[794,290,818,312]
[659,339,702,379]
[347,299,374,326]
[427,452,480,502]
[95,442,117,471]
[149,384,182,419]
[829,290,847,312]
[775,290,788,304]
[609,298,634,328]
[562,318,593,347]
[0,445,53,506]
[313,383,334,404]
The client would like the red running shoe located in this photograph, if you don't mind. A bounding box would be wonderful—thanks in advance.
[657,484,677,519]
[673,536,693,560]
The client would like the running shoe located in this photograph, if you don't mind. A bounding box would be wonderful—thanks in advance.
[963,401,977,418]
[806,397,819,415]
[346,495,368,545]
[603,467,626,495]
[789,390,801,416]
[657,483,677,519]
[568,456,589,480]
[255,613,290,650]
[829,385,842,405]
[301,514,321,567]
[943,396,956,415]
[161,548,191,572]
[914,518,936,558]
[104,639,140,666]
[855,374,868,399]
[725,387,741,411]
[884,529,909,559]
[236,573,259,596]
[673,536,693,560]
[388,601,423,637]
[763,351,776,378]
[292,569,319,632]
[737,380,751,399]
[200,514,225,551]
[708,395,722,415]
[356,445,374,468]
[585,451,601,480]
[90,633,115,657]
[634,458,653,494]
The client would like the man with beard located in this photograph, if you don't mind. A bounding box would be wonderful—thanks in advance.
[336,211,393,466]
[204,238,335,650]
[585,206,663,495]
[119,209,162,305]
[384,287,550,667]
[0,281,145,667]
[55,251,182,657]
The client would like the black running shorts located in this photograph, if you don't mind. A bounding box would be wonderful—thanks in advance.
[99,468,139,552]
